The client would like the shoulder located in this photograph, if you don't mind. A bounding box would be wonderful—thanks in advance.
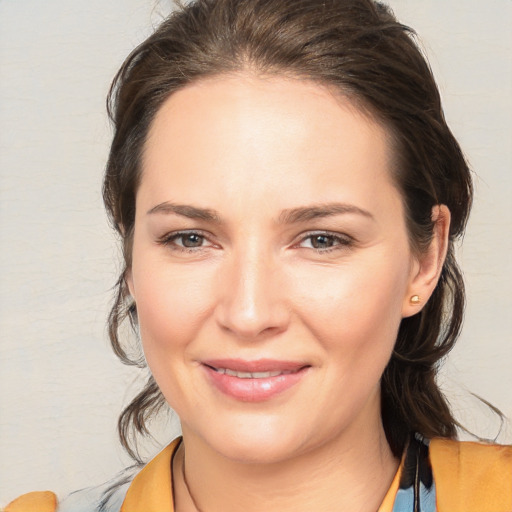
[429,438,512,512]
[2,466,138,512]
[2,491,57,512]
[57,476,134,512]
[2,439,182,512]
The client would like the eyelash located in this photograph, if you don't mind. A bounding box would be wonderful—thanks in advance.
[157,230,212,253]
[296,231,354,253]
[157,230,354,254]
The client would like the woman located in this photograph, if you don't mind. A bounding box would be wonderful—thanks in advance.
[4,0,511,511]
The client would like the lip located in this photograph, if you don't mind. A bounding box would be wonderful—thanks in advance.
[202,359,310,402]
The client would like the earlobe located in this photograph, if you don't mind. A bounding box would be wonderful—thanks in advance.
[402,205,451,318]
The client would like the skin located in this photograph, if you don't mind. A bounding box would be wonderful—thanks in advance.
[127,74,450,512]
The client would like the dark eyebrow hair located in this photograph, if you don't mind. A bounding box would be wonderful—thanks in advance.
[278,203,374,224]
[147,201,373,224]
[147,202,221,222]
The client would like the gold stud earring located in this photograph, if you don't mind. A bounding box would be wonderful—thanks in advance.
[410,295,420,305]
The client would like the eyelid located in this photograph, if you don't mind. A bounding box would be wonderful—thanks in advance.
[156,229,354,253]
[157,229,217,251]
[294,230,355,250]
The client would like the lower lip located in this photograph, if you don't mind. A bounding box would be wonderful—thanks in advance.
[203,366,308,402]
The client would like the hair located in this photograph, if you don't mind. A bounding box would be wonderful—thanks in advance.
[103,0,473,461]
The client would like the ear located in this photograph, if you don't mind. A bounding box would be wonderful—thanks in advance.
[119,223,137,300]
[125,267,136,300]
[402,205,451,318]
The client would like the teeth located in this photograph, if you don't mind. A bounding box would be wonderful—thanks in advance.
[216,368,291,378]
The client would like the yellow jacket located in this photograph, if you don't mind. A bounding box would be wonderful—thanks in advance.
[4,438,512,512]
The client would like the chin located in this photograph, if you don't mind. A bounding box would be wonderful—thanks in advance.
[216,436,303,465]
[195,414,318,465]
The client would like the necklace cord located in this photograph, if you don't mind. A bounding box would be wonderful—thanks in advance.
[181,448,205,512]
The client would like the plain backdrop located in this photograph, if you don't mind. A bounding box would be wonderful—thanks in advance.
[1,0,511,504]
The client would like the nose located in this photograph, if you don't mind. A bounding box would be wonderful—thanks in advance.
[215,247,290,340]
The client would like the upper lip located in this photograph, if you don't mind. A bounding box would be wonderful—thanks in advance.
[202,358,309,373]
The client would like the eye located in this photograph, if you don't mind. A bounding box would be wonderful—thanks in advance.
[157,230,213,252]
[298,232,353,252]
[176,232,205,248]
[308,234,337,249]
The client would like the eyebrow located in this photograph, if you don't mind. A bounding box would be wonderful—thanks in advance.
[147,202,220,222]
[147,201,374,224]
[278,203,375,224]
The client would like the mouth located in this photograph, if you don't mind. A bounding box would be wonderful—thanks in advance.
[209,368,298,379]
[201,359,310,402]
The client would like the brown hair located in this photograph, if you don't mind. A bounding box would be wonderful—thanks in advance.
[103,0,472,461]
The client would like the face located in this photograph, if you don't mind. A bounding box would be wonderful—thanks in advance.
[128,74,420,463]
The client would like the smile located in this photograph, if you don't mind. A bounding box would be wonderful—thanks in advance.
[211,368,297,379]
[202,359,310,402]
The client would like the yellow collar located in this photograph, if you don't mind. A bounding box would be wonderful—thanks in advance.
[121,437,181,512]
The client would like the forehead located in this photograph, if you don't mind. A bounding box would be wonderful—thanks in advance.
[140,74,399,217]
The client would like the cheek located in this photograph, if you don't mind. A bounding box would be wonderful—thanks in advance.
[289,253,409,353]
[132,261,215,358]
[133,266,216,411]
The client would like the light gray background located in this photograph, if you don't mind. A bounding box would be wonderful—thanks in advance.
[1,0,511,504]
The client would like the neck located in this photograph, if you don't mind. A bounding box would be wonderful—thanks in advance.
[172,417,398,512]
